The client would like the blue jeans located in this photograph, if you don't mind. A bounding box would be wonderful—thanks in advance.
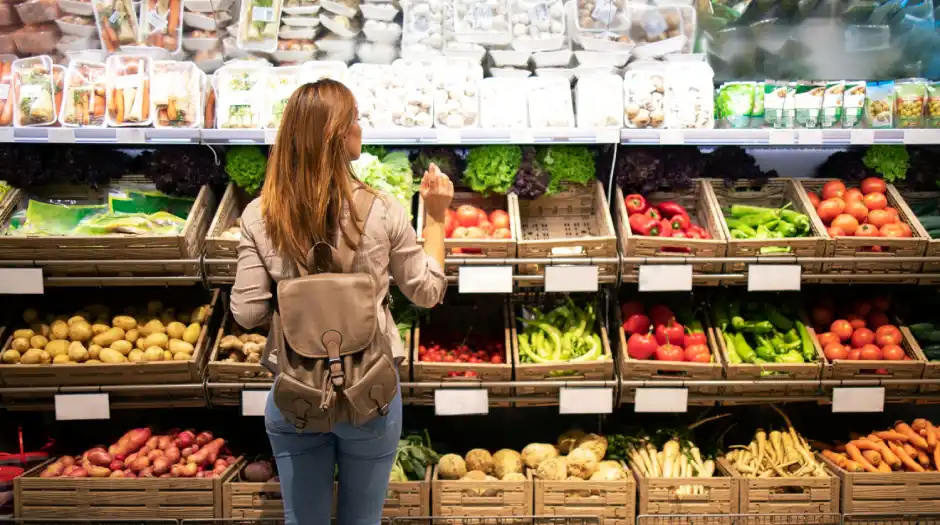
[265,384,403,525]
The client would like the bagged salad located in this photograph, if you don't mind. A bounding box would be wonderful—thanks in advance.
[138,0,184,52]
[820,81,844,129]
[216,64,266,129]
[842,81,865,128]
[716,82,754,129]
[763,81,794,129]
[106,55,153,127]
[13,55,57,127]
[60,61,108,127]
[152,60,204,128]
[793,82,824,129]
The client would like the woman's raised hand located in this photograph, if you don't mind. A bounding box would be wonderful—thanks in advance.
[420,163,454,222]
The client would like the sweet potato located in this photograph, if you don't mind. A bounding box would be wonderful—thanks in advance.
[129,455,150,473]
[68,468,88,477]
[147,449,164,461]
[165,446,181,464]
[109,428,151,457]
[40,462,64,478]
[196,431,213,446]
[146,436,159,449]
[87,465,111,478]
[188,438,225,466]
[158,435,174,450]
[86,449,112,467]
[152,457,171,476]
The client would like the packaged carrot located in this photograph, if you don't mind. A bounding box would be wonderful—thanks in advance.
[105,54,153,127]
[60,61,107,127]
[139,0,183,52]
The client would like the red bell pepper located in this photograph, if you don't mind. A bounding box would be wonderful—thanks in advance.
[629,213,661,236]
[657,201,689,219]
[687,224,711,239]
[645,208,662,221]
[659,218,674,237]
[624,194,648,214]
[668,214,690,232]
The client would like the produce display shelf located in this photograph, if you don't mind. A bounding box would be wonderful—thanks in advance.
[620,128,933,146]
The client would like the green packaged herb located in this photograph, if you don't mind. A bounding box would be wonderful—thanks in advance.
[895,78,926,129]
[794,82,824,128]
[820,81,844,128]
[927,82,940,129]
[763,81,788,128]
[865,80,895,129]
[842,81,866,128]
[716,82,755,129]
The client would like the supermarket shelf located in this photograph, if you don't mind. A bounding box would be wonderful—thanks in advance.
[620,128,930,145]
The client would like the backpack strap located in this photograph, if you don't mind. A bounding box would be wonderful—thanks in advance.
[337,189,376,273]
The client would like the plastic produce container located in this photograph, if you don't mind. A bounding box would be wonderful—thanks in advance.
[104,54,153,127]
[666,60,713,129]
[452,0,511,45]
[91,0,138,52]
[215,63,267,129]
[12,55,57,127]
[479,76,527,128]
[59,60,106,127]
[13,23,60,55]
[432,59,481,128]
[574,0,628,32]
[15,0,60,25]
[526,75,573,127]
[576,72,621,128]
[346,59,434,128]
[623,60,668,129]
[152,60,204,128]
[509,0,565,51]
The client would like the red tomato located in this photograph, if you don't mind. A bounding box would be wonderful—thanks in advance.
[489,210,510,230]
[881,344,905,361]
[817,198,845,222]
[828,226,846,237]
[851,328,875,348]
[856,224,880,237]
[451,226,468,238]
[844,200,869,222]
[627,332,658,360]
[478,220,494,235]
[872,296,891,312]
[464,226,486,239]
[812,306,835,327]
[898,223,913,237]
[490,354,503,364]
[817,332,841,348]
[875,325,902,346]
[846,314,867,330]
[621,301,645,318]
[655,321,685,347]
[456,205,479,227]
[476,208,488,223]
[867,209,893,228]
[684,344,711,363]
[807,192,820,208]
[685,331,708,348]
[444,213,456,237]
[623,313,651,335]
[831,214,860,235]
[824,342,849,361]
[847,348,862,360]
[859,344,883,361]
[831,320,854,341]
[822,180,847,200]
[655,343,685,362]
[863,193,888,211]
[492,227,511,239]
[879,224,906,238]
[861,177,887,195]
[866,311,890,330]
[843,188,864,203]
[884,207,900,222]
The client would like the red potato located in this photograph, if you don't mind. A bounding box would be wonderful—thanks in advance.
[124,471,137,478]
[212,463,228,475]
[114,454,126,462]
[86,449,112,467]
[129,456,150,473]
[147,449,164,461]
[60,456,75,467]
[109,460,124,471]
[182,445,198,458]
[139,467,154,478]
[152,457,171,476]
[146,436,159,449]
[196,471,207,478]
[63,465,76,476]
[110,470,125,478]
[176,431,195,447]
[170,464,185,477]
[158,436,174,450]
[125,453,138,466]
[181,462,198,477]
[87,465,111,478]
[165,446,181,464]
[68,468,88,478]
[213,459,228,469]
[41,462,64,477]
[138,446,153,457]
[196,432,213,446]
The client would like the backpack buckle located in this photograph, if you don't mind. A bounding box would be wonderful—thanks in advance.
[378,403,389,416]
[328,357,345,388]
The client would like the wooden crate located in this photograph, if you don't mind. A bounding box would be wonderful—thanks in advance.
[632,463,738,515]
[514,181,618,277]
[411,299,512,404]
[616,183,727,277]
[510,295,615,403]
[799,180,927,280]
[891,186,940,284]
[205,308,273,406]
[0,289,220,390]
[15,457,242,519]
[0,177,216,277]
[820,453,940,513]
[826,325,925,395]
[534,462,636,525]
[707,178,827,275]
[432,465,533,518]
[902,326,940,394]
[417,191,517,274]
[717,458,839,514]
[385,467,432,518]
[205,183,253,278]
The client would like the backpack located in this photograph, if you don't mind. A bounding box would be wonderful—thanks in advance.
[266,189,399,432]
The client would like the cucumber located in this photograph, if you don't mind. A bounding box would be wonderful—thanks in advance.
[927,229,940,239]
[922,344,940,353]
[916,331,940,343]
[909,322,936,332]
[918,216,940,229]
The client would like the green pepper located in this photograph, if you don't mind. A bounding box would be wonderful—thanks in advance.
[755,335,777,361]
[773,220,798,237]
[715,306,730,332]
[732,317,775,334]
[724,333,743,364]
[765,306,794,332]
[731,229,752,239]
[740,211,781,228]
[775,350,805,363]
[732,333,757,363]
[730,204,778,217]
[759,246,793,254]
[796,320,817,362]
[780,210,810,235]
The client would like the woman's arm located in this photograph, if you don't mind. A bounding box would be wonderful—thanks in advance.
[231,219,273,329]
[420,164,452,269]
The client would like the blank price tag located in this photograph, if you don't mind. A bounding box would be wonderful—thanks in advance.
[55,393,110,420]
[595,129,619,144]
[46,128,73,143]
[904,130,935,144]
[659,130,684,144]
[435,389,488,416]
[264,129,278,144]
[634,388,688,413]
[768,130,795,145]
[559,387,613,414]
[638,265,692,292]
[115,128,145,143]
[458,266,512,294]
[545,266,598,292]
[798,130,823,145]
[748,264,801,291]
[509,129,534,144]
[241,390,270,416]
[0,268,43,294]
[437,128,461,144]
[850,129,875,145]
[832,387,885,413]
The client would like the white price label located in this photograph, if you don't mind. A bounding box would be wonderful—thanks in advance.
[146,9,168,30]
[437,128,461,144]
[798,130,822,145]
[748,264,801,291]
[241,389,270,416]
[850,129,875,144]
[55,393,110,420]
[768,129,795,145]
[904,130,935,144]
[458,266,512,294]
[509,129,534,143]
[0,268,43,294]
[252,5,276,22]
[595,128,619,144]
[559,387,613,414]
[264,129,278,144]
[638,265,692,292]
[634,388,688,413]
[544,266,598,293]
[18,83,44,99]
[832,387,885,413]
[659,129,684,144]
[434,389,488,415]
[47,128,73,143]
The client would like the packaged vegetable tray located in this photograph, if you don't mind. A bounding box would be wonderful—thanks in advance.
[891,184,940,285]
[215,63,266,129]
[91,0,138,52]
[59,60,107,127]
[616,181,726,280]
[0,55,15,127]
[12,56,57,128]
[105,54,153,127]
[138,0,183,52]
[151,60,204,128]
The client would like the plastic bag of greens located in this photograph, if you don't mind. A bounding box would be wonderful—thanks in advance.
[108,189,194,219]
[8,199,108,236]
[716,81,754,129]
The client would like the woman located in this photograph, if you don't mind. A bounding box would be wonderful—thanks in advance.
[231,79,452,525]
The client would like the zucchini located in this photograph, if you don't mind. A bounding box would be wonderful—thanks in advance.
[918,216,940,229]
[927,229,940,239]
[908,322,937,334]
[916,331,940,343]
[922,344,940,353]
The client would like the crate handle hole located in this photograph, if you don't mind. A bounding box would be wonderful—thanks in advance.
[551,246,584,256]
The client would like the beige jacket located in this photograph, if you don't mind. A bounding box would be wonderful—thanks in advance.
[230,192,447,360]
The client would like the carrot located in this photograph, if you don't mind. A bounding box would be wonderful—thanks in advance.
[167,0,180,34]
[0,87,13,126]
[204,89,215,128]
[888,441,925,472]
[904,443,918,458]
[141,79,149,120]
[846,443,878,472]
[896,421,929,450]
[862,450,881,466]
[874,430,908,442]
[877,462,892,473]
[115,88,124,123]
[917,449,931,467]
[925,421,939,451]
[934,442,940,471]
[912,419,928,432]
[104,25,118,52]
[109,88,117,116]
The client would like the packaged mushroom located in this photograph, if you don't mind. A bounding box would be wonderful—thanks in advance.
[401,0,444,57]
[452,0,512,45]
[623,61,667,129]
[216,63,267,128]
[59,60,107,127]
[526,75,572,128]
[510,0,565,52]
[13,56,57,127]
[433,60,480,128]
[629,3,691,59]
[575,0,627,32]
[105,54,152,127]
[666,61,713,129]
[479,76,527,128]
[346,60,434,128]
[575,73,621,128]
[152,60,203,128]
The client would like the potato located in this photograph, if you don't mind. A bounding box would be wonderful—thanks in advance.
[110,340,133,356]
[182,323,201,345]
[91,323,110,336]
[92,327,125,348]
[173,352,191,361]
[20,349,42,364]
[99,348,127,363]
[69,322,93,342]
[140,319,166,337]
[45,340,69,357]
[243,334,266,345]
[88,344,102,360]
[128,349,144,362]
[13,328,35,339]
[38,350,51,364]
[67,342,88,362]
[31,323,50,338]
[166,322,186,339]
[29,335,48,349]
[143,347,165,362]
[22,308,38,324]
[11,338,30,352]
[144,333,169,350]
[112,316,137,331]
[191,305,209,325]
[136,338,147,351]
[219,335,243,352]
[53,354,72,365]
[163,350,173,361]
[246,353,261,363]
[85,359,101,364]
[67,315,88,326]
[50,321,69,340]
[125,329,140,344]
[147,301,164,316]
[159,309,177,326]
[169,340,194,355]
[1,349,21,364]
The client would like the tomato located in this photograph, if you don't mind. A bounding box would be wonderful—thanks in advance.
[831,320,854,341]
[492,227,512,239]
[655,320,685,347]
[844,201,869,222]
[865,210,891,228]
[444,213,456,237]
[489,210,510,230]
[817,198,845,222]
[478,220,494,235]
[863,192,888,211]
[451,226,468,238]
[831,214,859,235]
[464,226,486,239]
[807,192,820,208]
[875,325,902,346]
[623,313,651,335]
[477,208,488,223]
[866,311,890,330]
[861,177,887,195]
[812,306,834,327]
[648,305,675,327]
[824,343,849,361]
[846,314,867,330]
[817,332,841,347]
[859,344,883,361]
[490,354,503,364]
[822,180,847,200]
[856,224,880,237]
[898,222,913,237]
[884,207,900,222]
[621,301,645,318]
[843,188,864,203]
[456,205,480,227]
[872,296,891,312]
[655,343,685,362]
[828,226,846,237]
[627,332,658,360]
[847,348,862,360]
[851,327,875,348]
[880,344,904,361]
[879,224,906,238]
[684,344,711,363]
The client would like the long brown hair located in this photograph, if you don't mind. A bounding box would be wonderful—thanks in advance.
[260,79,365,268]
